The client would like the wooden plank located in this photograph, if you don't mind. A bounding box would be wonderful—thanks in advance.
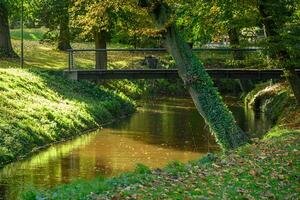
[64,69,300,80]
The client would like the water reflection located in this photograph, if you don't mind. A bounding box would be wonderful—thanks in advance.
[0,98,271,200]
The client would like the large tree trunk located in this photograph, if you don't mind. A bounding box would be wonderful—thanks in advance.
[0,3,16,58]
[94,30,107,69]
[57,15,72,51]
[141,1,248,150]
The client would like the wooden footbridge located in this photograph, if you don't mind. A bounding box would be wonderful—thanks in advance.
[64,48,300,80]
[65,68,300,80]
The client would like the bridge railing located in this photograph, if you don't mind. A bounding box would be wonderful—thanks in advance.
[67,47,263,71]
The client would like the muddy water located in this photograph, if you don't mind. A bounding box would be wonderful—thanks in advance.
[0,98,271,199]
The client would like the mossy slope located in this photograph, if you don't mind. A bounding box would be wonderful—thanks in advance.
[0,68,135,166]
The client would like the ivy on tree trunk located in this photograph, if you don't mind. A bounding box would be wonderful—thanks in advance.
[140,0,249,150]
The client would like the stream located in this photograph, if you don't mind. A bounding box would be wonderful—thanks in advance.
[0,98,272,200]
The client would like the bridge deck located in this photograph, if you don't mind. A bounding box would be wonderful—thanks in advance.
[64,69,300,80]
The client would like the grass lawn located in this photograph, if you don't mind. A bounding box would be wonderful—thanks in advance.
[2,28,267,71]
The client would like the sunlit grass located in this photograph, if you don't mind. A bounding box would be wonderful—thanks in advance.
[0,68,135,167]
[10,28,48,41]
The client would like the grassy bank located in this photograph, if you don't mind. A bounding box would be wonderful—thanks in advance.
[22,82,300,200]
[0,68,135,167]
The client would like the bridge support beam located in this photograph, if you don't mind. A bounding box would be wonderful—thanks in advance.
[63,69,300,81]
[64,70,78,80]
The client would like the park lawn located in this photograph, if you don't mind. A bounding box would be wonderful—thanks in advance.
[5,28,137,70]
[4,28,267,71]
[0,68,135,167]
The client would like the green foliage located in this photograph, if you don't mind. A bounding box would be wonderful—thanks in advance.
[0,68,135,166]
[258,0,300,69]
[134,164,151,174]
[176,0,259,45]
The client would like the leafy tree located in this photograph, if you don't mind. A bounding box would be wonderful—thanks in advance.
[71,0,124,69]
[178,0,259,50]
[139,0,248,150]
[34,0,72,50]
[71,0,150,69]
[258,0,300,105]
[0,0,18,58]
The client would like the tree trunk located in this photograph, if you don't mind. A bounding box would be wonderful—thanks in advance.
[94,30,107,69]
[142,2,248,150]
[0,3,16,58]
[257,1,277,38]
[228,28,244,60]
[57,15,72,51]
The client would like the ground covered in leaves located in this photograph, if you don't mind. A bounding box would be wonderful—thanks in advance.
[23,129,300,200]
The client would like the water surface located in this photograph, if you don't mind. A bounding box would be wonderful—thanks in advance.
[0,98,271,199]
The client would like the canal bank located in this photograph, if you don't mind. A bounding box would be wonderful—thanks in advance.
[20,82,300,200]
[0,98,272,199]
[0,68,135,168]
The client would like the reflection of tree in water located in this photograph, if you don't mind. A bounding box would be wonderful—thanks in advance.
[110,99,271,153]
[109,100,219,153]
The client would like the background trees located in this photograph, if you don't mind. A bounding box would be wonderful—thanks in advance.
[34,0,72,50]
[257,0,300,105]
[71,0,126,69]
[0,0,18,58]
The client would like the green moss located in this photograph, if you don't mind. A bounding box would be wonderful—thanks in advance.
[245,82,292,122]
[0,68,135,167]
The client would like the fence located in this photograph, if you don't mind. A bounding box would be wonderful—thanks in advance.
[67,48,263,71]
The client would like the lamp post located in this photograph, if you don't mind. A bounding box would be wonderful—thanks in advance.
[20,0,24,68]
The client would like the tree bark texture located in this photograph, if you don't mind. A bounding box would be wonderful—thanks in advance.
[0,2,16,58]
[228,28,244,61]
[95,30,108,69]
[57,14,72,51]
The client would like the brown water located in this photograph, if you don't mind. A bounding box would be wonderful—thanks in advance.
[0,98,271,200]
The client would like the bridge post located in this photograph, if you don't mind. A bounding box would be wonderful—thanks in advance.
[68,50,74,70]
[64,70,78,80]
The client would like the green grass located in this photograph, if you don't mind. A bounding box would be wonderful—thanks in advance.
[10,28,47,41]
[22,130,300,200]
[0,68,135,167]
